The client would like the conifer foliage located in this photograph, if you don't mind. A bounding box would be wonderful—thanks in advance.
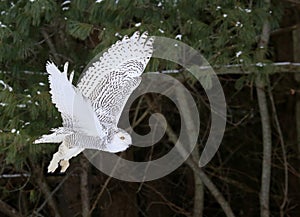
[0,0,293,217]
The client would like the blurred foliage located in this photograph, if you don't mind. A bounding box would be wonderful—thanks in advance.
[0,0,283,178]
[0,0,290,216]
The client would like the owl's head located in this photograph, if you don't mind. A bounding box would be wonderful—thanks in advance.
[108,129,132,153]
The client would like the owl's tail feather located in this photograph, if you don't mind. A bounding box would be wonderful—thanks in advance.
[34,127,71,144]
[34,133,64,144]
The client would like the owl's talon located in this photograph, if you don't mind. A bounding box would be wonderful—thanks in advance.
[47,161,58,173]
[60,160,70,173]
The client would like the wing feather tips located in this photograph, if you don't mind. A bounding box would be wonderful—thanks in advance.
[77,31,154,97]
[45,61,77,123]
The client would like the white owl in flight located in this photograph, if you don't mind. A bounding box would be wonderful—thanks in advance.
[34,32,153,173]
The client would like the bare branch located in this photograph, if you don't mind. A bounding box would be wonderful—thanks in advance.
[267,79,288,217]
[165,124,236,217]
[41,29,60,64]
[145,184,191,216]
[0,199,23,217]
[88,152,126,215]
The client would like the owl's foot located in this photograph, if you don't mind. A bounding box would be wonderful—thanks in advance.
[47,150,63,173]
[47,156,59,173]
[59,160,70,173]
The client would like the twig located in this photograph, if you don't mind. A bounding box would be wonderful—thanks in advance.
[145,184,191,217]
[165,125,236,217]
[88,152,125,215]
[148,89,235,217]
[41,29,60,63]
[33,168,82,217]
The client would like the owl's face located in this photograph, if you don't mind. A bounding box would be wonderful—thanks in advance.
[108,130,132,153]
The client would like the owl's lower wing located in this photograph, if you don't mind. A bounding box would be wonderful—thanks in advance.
[77,32,153,127]
[46,62,105,137]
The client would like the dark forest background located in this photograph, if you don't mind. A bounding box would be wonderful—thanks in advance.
[1,0,300,217]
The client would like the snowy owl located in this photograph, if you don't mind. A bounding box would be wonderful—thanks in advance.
[34,32,153,173]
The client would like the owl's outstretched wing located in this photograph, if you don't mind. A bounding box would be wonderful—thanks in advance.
[46,62,104,137]
[77,31,154,128]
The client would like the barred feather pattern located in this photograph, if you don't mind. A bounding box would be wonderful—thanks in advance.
[77,32,153,127]
[90,65,143,126]
[37,31,153,173]
[64,133,107,150]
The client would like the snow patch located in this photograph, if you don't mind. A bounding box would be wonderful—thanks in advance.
[17,104,26,108]
[236,51,242,58]
[0,80,13,91]
[235,21,243,27]
[256,62,264,67]
[158,28,165,34]
[115,32,122,38]
[175,34,182,40]
[0,21,7,28]
[62,0,71,6]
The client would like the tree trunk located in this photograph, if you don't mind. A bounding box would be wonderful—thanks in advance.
[256,79,272,217]
[191,148,204,217]
[80,156,90,217]
[293,27,300,159]
[256,2,272,216]
[32,164,62,217]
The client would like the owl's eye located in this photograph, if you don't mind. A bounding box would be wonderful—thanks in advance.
[120,136,125,140]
